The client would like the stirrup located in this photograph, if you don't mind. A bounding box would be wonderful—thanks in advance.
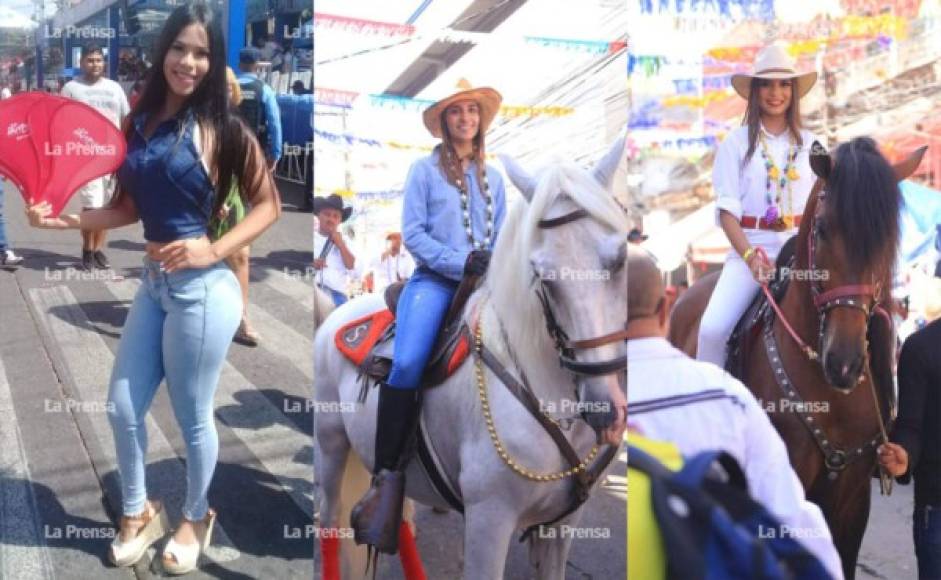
[162,509,217,575]
[109,500,170,567]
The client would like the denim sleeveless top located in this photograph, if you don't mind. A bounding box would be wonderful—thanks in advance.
[117,110,215,242]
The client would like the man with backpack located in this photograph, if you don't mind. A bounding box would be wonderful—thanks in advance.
[237,48,282,171]
[626,246,843,579]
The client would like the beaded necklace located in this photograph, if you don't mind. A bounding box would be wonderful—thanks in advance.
[446,145,494,250]
[758,131,799,229]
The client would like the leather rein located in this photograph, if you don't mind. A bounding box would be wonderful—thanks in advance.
[534,209,629,377]
[756,187,887,363]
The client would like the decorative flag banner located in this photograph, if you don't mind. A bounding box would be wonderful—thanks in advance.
[661,90,732,108]
[313,12,415,36]
[0,92,126,217]
[314,87,359,109]
[314,88,575,118]
[637,0,775,20]
[314,12,626,55]
[628,54,666,77]
[315,128,504,159]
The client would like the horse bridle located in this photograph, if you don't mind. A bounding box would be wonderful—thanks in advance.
[533,209,628,378]
[807,188,883,359]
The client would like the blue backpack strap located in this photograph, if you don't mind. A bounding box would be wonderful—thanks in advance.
[671,450,748,493]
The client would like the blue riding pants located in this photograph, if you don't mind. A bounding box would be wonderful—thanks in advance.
[387,268,458,390]
[107,257,242,520]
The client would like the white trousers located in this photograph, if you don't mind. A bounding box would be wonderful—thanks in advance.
[696,239,788,367]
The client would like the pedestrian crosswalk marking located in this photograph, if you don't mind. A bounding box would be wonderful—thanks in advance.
[0,357,57,580]
[28,285,241,564]
[256,268,314,312]
[104,279,314,518]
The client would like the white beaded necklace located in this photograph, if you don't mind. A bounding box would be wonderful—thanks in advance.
[447,146,494,250]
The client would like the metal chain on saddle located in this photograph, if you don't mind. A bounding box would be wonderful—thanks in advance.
[473,318,600,482]
[762,323,882,480]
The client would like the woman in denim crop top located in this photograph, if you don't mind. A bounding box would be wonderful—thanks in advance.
[27,3,280,573]
[349,84,507,553]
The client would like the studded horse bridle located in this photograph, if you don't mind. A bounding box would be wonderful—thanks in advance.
[533,208,628,378]
[806,187,884,360]
[760,185,892,483]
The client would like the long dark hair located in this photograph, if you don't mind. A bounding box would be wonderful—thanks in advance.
[120,2,272,218]
[435,107,487,196]
[741,77,804,167]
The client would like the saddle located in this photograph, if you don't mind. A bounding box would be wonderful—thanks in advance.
[334,276,477,401]
[725,238,796,380]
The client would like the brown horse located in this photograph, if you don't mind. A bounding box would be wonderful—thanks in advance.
[669,137,926,579]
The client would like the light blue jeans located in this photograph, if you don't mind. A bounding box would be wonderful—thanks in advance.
[107,257,242,519]
[387,267,458,390]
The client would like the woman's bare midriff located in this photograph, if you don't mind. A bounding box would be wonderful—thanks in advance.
[145,236,210,261]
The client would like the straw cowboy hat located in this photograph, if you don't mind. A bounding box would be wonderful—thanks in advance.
[312,194,353,222]
[422,79,502,138]
[731,43,818,100]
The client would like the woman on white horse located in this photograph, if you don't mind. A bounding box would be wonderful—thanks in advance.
[697,43,821,367]
[350,82,507,553]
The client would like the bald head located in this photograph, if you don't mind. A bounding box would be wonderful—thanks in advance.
[628,246,664,321]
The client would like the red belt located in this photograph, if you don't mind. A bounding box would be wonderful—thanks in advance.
[740,215,802,231]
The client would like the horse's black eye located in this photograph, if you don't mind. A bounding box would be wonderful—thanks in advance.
[815,220,827,241]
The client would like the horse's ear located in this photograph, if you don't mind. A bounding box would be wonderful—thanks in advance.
[809,140,832,181]
[893,145,928,182]
[498,154,536,202]
[591,135,626,191]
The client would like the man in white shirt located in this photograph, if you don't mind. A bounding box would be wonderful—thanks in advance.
[364,232,415,294]
[0,85,11,100]
[313,194,356,306]
[61,44,130,271]
[627,246,844,579]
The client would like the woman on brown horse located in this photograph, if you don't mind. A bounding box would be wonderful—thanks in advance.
[697,43,820,368]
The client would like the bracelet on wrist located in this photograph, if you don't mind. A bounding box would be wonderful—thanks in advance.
[742,247,756,262]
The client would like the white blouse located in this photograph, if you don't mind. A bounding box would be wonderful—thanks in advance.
[712,124,822,250]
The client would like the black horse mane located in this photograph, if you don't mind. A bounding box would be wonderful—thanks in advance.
[826,137,901,281]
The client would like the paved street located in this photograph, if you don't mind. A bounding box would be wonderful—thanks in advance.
[858,479,919,579]
[0,177,314,580]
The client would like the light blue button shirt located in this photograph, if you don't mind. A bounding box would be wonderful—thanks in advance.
[401,150,507,281]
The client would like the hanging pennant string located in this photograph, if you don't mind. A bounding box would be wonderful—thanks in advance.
[312,87,576,118]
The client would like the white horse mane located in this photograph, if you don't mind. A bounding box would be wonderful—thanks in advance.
[482,161,629,368]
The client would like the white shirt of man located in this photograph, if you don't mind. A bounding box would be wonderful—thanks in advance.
[61,75,129,208]
[628,337,844,580]
[61,75,129,129]
[0,87,11,100]
[313,230,353,295]
[368,250,415,293]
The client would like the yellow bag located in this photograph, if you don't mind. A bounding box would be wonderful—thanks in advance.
[627,432,684,580]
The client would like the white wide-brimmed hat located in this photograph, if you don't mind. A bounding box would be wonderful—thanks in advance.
[731,43,818,100]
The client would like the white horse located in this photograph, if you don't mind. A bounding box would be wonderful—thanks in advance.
[314,140,629,579]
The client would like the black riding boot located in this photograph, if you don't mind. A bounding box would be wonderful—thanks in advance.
[350,382,420,554]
